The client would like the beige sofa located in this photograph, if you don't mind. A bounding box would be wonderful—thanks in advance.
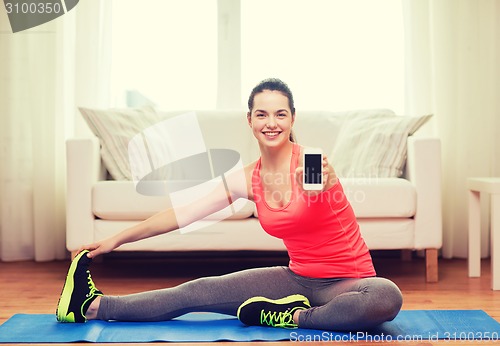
[66,109,442,282]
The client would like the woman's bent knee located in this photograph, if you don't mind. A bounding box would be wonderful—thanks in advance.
[375,277,403,321]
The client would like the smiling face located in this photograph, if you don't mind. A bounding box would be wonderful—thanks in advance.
[247,90,295,149]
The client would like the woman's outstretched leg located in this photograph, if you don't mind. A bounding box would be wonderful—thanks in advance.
[56,250,308,323]
[57,251,402,331]
[96,265,308,322]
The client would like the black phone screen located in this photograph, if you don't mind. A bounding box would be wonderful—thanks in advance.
[304,154,322,184]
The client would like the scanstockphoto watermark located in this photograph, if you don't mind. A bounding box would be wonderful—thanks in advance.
[290,330,500,342]
[3,0,79,33]
[289,330,420,342]
[128,112,249,234]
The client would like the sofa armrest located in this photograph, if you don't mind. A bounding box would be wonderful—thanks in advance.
[405,137,443,249]
[66,137,105,251]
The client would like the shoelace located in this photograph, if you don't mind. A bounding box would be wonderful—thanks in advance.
[85,270,99,298]
[259,308,299,329]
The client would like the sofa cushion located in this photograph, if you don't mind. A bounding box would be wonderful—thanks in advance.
[92,181,255,221]
[93,218,286,251]
[79,106,160,180]
[93,177,415,221]
[359,219,415,249]
[331,112,432,178]
[341,178,416,218]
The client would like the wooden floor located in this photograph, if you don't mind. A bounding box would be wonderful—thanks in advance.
[1,252,500,345]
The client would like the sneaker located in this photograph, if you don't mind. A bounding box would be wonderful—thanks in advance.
[237,294,311,329]
[56,250,103,323]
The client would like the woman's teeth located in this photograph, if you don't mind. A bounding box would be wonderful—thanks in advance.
[264,132,280,138]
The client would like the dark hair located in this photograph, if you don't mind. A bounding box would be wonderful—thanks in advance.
[247,78,296,142]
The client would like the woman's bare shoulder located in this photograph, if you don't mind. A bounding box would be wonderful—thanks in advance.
[244,160,258,175]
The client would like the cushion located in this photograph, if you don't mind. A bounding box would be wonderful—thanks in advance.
[92,181,255,221]
[93,218,285,251]
[341,178,416,218]
[331,113,432,178]
[359,219,415,249]
[79,107,160,180]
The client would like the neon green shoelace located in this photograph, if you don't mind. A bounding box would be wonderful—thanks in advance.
[85,270,99,298]
[259,306,303,329]
[80,270,101,318]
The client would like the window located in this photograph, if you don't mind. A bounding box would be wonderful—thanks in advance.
[110,0,404,113]
[110,0,217,109]
[241,0,404,113]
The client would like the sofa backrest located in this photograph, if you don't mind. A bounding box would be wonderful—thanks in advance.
[81,107,425,181]
[157,109,347,166]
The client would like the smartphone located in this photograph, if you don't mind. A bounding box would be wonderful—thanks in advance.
[302,147,323,191]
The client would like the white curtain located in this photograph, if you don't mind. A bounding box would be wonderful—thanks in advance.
[403,0,500,258]
[0,0,111,261]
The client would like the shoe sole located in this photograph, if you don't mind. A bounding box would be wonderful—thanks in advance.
[237,294,311,318]
[56,250,89,322]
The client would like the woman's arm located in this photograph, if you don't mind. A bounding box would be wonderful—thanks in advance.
[80,208,178,258]
[81,164,255,258]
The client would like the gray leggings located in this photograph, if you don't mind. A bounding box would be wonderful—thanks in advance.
[96,266,403,331]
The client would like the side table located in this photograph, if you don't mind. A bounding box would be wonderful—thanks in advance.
[468,177,500,290]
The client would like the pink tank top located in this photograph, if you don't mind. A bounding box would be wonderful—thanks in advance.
[252,143,376,278]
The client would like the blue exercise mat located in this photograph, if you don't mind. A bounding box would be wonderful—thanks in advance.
[1,310,500,343]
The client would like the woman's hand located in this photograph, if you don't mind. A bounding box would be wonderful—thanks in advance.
[295,153,337,194]
[78,237,119,259]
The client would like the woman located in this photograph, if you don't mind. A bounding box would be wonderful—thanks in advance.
[56,78,403,331]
